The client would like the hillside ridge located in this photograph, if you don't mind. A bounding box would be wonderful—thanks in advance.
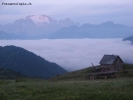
[50,64,133,81]
[0,45,67,79]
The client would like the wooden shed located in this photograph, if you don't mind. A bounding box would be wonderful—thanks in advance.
[98,55,124,72]
[86,55,124,80]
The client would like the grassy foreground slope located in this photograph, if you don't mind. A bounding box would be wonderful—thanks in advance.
[0,64,133,100]
[51,64,133,81]
[0,78,133,100]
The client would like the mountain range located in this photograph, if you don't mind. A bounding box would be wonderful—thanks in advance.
[0,15,79,36]
[49,21,133,39]
[0,45,67,79]
[0,15,133,39]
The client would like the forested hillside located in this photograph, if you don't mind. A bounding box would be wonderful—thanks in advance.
[0,68,26,79]
[0,45,67,79]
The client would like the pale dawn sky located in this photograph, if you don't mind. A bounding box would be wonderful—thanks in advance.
[0,0,133,26]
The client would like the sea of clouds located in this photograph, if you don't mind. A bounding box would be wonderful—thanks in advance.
[0,38,132,71]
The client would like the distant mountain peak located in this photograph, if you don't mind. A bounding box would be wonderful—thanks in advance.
[105,21,114,24]
[59,17,77,27]
[98,21,116,27]
[26,15,57,25]
[65,17,72,21]
[101,21,114,25]
[0,14,80,35]
[60,17,73,23]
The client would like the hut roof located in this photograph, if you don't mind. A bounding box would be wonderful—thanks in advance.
[99,55,123,64]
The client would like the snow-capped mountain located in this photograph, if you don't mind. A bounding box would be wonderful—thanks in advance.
[26,15,57,25]
[0,15,79,36]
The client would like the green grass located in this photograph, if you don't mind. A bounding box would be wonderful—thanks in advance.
[0,78,133,100]
[50,66,95,81]
[0,63,133,100]
[51,64,133,81]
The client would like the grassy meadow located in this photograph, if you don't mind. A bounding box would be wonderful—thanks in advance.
[0,64,133,100]
[0,78,133,100]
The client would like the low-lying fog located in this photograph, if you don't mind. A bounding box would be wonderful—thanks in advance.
[0,38,132,71]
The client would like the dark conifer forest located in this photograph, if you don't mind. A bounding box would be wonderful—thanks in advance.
[0,45,67,79]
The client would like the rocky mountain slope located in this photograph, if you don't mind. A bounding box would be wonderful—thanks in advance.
[0,15,132,39]
[0,15,78,36]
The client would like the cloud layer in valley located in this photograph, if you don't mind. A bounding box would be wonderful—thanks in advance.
[0,39,132,71]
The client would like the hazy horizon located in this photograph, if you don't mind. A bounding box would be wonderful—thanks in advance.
[0,38,132,71]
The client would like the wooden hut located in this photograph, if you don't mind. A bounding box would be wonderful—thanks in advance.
[98,55,124,72]
[86,55,124,80]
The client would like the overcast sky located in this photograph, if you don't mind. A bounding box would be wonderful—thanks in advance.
[0,0,133,26]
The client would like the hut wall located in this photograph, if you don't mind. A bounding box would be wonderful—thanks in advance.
[101,68,109,72]
[100,64,110,72]
[114,58,123,71]
[109,65,115,71]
